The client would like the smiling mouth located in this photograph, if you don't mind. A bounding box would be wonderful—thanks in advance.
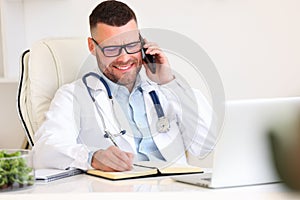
[113,65,131,70]
[112,62,135,71]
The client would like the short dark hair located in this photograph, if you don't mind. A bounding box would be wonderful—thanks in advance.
[89,0,137,32]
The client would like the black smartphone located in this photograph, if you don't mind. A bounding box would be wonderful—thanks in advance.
[142,48,156,73]
[140,34,156,74]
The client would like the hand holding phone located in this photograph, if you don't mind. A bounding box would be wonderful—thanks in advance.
[139,34,174,84]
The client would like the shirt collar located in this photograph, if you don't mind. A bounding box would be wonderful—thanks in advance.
[94,68,144,98]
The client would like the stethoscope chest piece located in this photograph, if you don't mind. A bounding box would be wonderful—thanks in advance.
[157,116,170,133]
[149,90,170,133]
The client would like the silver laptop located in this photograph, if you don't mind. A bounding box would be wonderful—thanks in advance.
[173,97,300,188]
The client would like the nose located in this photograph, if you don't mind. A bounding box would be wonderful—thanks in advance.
[120,47,128,56]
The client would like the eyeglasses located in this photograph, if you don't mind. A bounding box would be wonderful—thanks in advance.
[92,38,143,57]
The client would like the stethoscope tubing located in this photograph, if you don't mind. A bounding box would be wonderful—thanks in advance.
[82,72,170,141]
[82,72,126,140]
[82,72,112,101]
[149,90,165,118]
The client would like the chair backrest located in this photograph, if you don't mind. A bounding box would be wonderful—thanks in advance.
[17,37,90,148]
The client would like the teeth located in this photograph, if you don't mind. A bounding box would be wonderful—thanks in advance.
[114,65,130,70]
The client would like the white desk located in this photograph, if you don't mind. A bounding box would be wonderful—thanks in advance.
[0,174,299,200]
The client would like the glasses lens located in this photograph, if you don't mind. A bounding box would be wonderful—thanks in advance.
[125,41,142,54]
[103,46,121,57]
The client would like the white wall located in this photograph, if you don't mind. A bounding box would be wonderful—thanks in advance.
[0,0,300,151]
[9,0,300,99]
[0,82,25,149]
[132,0,300,100]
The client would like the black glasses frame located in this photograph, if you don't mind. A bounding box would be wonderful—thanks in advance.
[91,37,143,57]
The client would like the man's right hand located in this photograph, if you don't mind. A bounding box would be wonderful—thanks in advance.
[91,146,134,172]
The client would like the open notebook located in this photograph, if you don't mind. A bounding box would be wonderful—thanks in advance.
[86,161,203,180]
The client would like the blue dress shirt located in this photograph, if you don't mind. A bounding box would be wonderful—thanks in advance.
[101,75,165,161]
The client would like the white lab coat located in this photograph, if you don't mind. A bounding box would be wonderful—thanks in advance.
[33,73,215,170]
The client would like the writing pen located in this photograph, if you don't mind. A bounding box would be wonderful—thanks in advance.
[104,130,136,169]
[104,130,119,147]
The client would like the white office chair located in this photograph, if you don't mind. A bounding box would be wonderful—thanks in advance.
[17,37,90,148]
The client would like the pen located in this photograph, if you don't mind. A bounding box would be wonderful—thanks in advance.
[104,130,119,147]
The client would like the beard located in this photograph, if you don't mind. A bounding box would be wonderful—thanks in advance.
[96,53,142,89]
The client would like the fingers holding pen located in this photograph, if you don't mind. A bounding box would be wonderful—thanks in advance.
[91,146,134,172]
[112,146,134,169]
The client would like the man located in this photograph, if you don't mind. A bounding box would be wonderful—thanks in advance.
[33,0,214,172]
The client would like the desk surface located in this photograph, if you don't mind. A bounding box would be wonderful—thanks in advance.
[1,174,299,200]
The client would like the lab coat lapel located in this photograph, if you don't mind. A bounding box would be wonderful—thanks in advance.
[141,81,182,162]
[141,82,159,136]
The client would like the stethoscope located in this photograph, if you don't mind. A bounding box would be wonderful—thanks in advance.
[82,72,170,142]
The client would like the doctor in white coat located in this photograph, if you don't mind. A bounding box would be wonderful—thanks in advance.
[33,0,215,172]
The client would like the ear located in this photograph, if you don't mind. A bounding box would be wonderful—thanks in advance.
[88,37,96,56]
